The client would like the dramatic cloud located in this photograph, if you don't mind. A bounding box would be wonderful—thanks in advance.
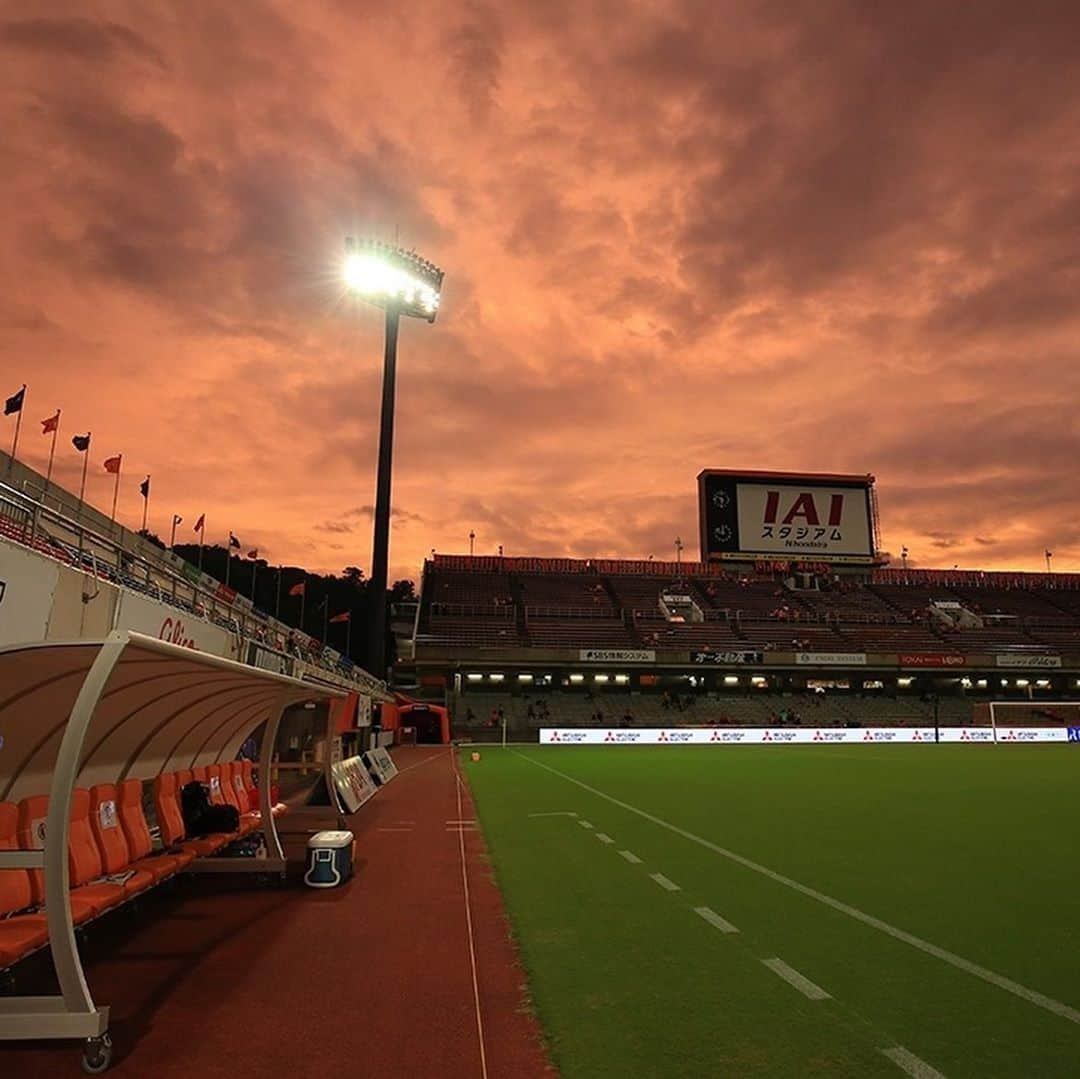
[2,1,1078,579]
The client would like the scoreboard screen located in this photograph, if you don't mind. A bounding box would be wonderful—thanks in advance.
[699,470,876,564]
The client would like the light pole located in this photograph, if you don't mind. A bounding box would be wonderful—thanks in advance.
[344,237,443,681]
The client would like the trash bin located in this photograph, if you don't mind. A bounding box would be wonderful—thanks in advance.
[304,830,354,889]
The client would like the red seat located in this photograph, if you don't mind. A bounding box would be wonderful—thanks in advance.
[89,785,153,897]
[68,790,126,914]
[153,773,233,858]
[17,796,110,925]
[177,769,194,789]
[118,779,192,877]
[0,802,49,968]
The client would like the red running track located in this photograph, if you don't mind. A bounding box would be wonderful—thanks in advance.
[0,746,554,1078]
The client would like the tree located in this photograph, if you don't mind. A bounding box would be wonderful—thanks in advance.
[342,566,365,589]
[390,579,416,602]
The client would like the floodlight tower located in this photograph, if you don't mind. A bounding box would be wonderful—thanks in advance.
[344,237,444,680]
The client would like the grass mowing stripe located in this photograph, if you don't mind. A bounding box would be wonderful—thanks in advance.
[594,832,615,843]
[516,749,1080,1027]
[694,905,739,933]
[762,957,831,1000]
[617,849,641,863]
[649,872,680,891]
[881,1046,948,1078]
[577,819,593,829]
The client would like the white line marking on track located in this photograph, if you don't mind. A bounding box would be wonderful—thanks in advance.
[515,750,1080,1026]
[618,850,642,864]
[694,906,739,934]
[527,811,579,818]
[649,872,681,892]
[451,751,489,1079]
[881,1046,948,1078]
[594,832,615,844]
[446,820,477,824]
[577,819,594,829]
[762,957,831,1000]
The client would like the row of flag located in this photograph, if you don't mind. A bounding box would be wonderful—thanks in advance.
[6,385,352,631]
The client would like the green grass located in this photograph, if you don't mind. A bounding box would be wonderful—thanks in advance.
[463,745,1080,1078]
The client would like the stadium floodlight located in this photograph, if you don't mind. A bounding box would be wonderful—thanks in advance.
[344,236,444,680]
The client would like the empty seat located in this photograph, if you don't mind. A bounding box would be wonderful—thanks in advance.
[0,802,49,968]
[88,785,154,896]
[117,779,191,879]
[67,790,126,914]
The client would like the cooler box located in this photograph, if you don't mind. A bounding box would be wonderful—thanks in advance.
[304,830,354,889]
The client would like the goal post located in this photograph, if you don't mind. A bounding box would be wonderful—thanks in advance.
[986,701,1080,743]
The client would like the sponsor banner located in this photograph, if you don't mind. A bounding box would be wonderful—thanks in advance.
[662,594,694,604]
[579,648,656,663]
[331,756,378,813]
[0,542,59,646]
[1068,727,1080,743]
[542,727,949,746]
[795,652,867,666]
[249,642,293,675]
[994,654,1062,669]
[994,727,1069,743]
[114,590,234,658]
[355,694,373,728]
[898,653,966,668]
[369,746,398,781]
[691,650,764,665]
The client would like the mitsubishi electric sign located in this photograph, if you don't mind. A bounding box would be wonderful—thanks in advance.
[538,727,1070,745]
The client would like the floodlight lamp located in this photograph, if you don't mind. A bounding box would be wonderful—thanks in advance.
[344,236,444,322]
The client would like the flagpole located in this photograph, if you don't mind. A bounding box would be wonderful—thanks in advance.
[110,463,121,523]
[198,524,205,572]
[141,478,149,533]
[77,434,90,511]
[323,599,328,644]
[8,385,25,476]
[251,560,258,603]
[44,411,59,504]
[300,587,305,634]
[346,616,352,657]
[275,566,282,620]
[225,541,232,588]
[170,516,178,549]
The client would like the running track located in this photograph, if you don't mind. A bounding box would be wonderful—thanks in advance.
[1,746,553,1077]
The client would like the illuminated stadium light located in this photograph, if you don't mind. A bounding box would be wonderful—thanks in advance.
[344,238,443,323]
[614,674,629,684]
[897,677,913,687]
[466,673,483,682]
[489,673,505,682]
[751,676,767,687]
[1015,678,1029,688]
[344,236,444,679]
[594,674,609,683]
[518,673,533,683]
[569,674,585,683]
[1035,679,1050,688]
[977,679,988,688]
[723,675,739,685]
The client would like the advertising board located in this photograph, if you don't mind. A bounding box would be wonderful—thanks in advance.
[539,727,1069,745]
[113,590,235,659]
[699,470,875,563]
[578,648,656,663]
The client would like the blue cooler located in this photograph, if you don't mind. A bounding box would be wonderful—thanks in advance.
[304,830,354,888]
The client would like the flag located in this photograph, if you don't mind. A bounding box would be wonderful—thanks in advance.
[288,581,305,597]
[193,513,205,533]
[1046,550,1053,559]
[140,476,150,499]
[329,611,350,624]
[4,387,25,416]
[72,433,91,452]
[173,514,183,526]
[229,533,241,549]
[41,411,59,434]
[247,549,258,559]
[103,455,122,474]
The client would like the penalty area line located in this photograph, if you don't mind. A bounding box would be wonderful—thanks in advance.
[512,749,1080,1027]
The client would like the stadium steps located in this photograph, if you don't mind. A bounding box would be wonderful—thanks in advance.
[509,576,531,645]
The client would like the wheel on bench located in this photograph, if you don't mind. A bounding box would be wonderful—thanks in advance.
[81,1032,112,1074]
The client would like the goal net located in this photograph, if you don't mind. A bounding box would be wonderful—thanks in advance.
[984,701,1080,742]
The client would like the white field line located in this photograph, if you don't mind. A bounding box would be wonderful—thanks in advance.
[762,957,831,1000]
[446,819,477,824]
[527,811,578,818]
[618,850,642,864]
[594,832,615,844]
[513,750,1080,1026]
[649,872,681,892]
[881,1046,948,1079]
[694,906,739,934]
[577,819,594,829]
[451,752,489,1079]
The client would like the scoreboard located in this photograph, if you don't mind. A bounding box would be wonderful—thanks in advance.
[698,470,877,564]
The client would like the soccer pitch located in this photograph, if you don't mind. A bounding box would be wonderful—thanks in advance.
[463,745,1080,1078]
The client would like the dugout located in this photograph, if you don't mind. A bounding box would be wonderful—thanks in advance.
[0,630,343,1057]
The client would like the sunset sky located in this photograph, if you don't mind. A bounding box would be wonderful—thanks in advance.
[2,2,1078,581]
